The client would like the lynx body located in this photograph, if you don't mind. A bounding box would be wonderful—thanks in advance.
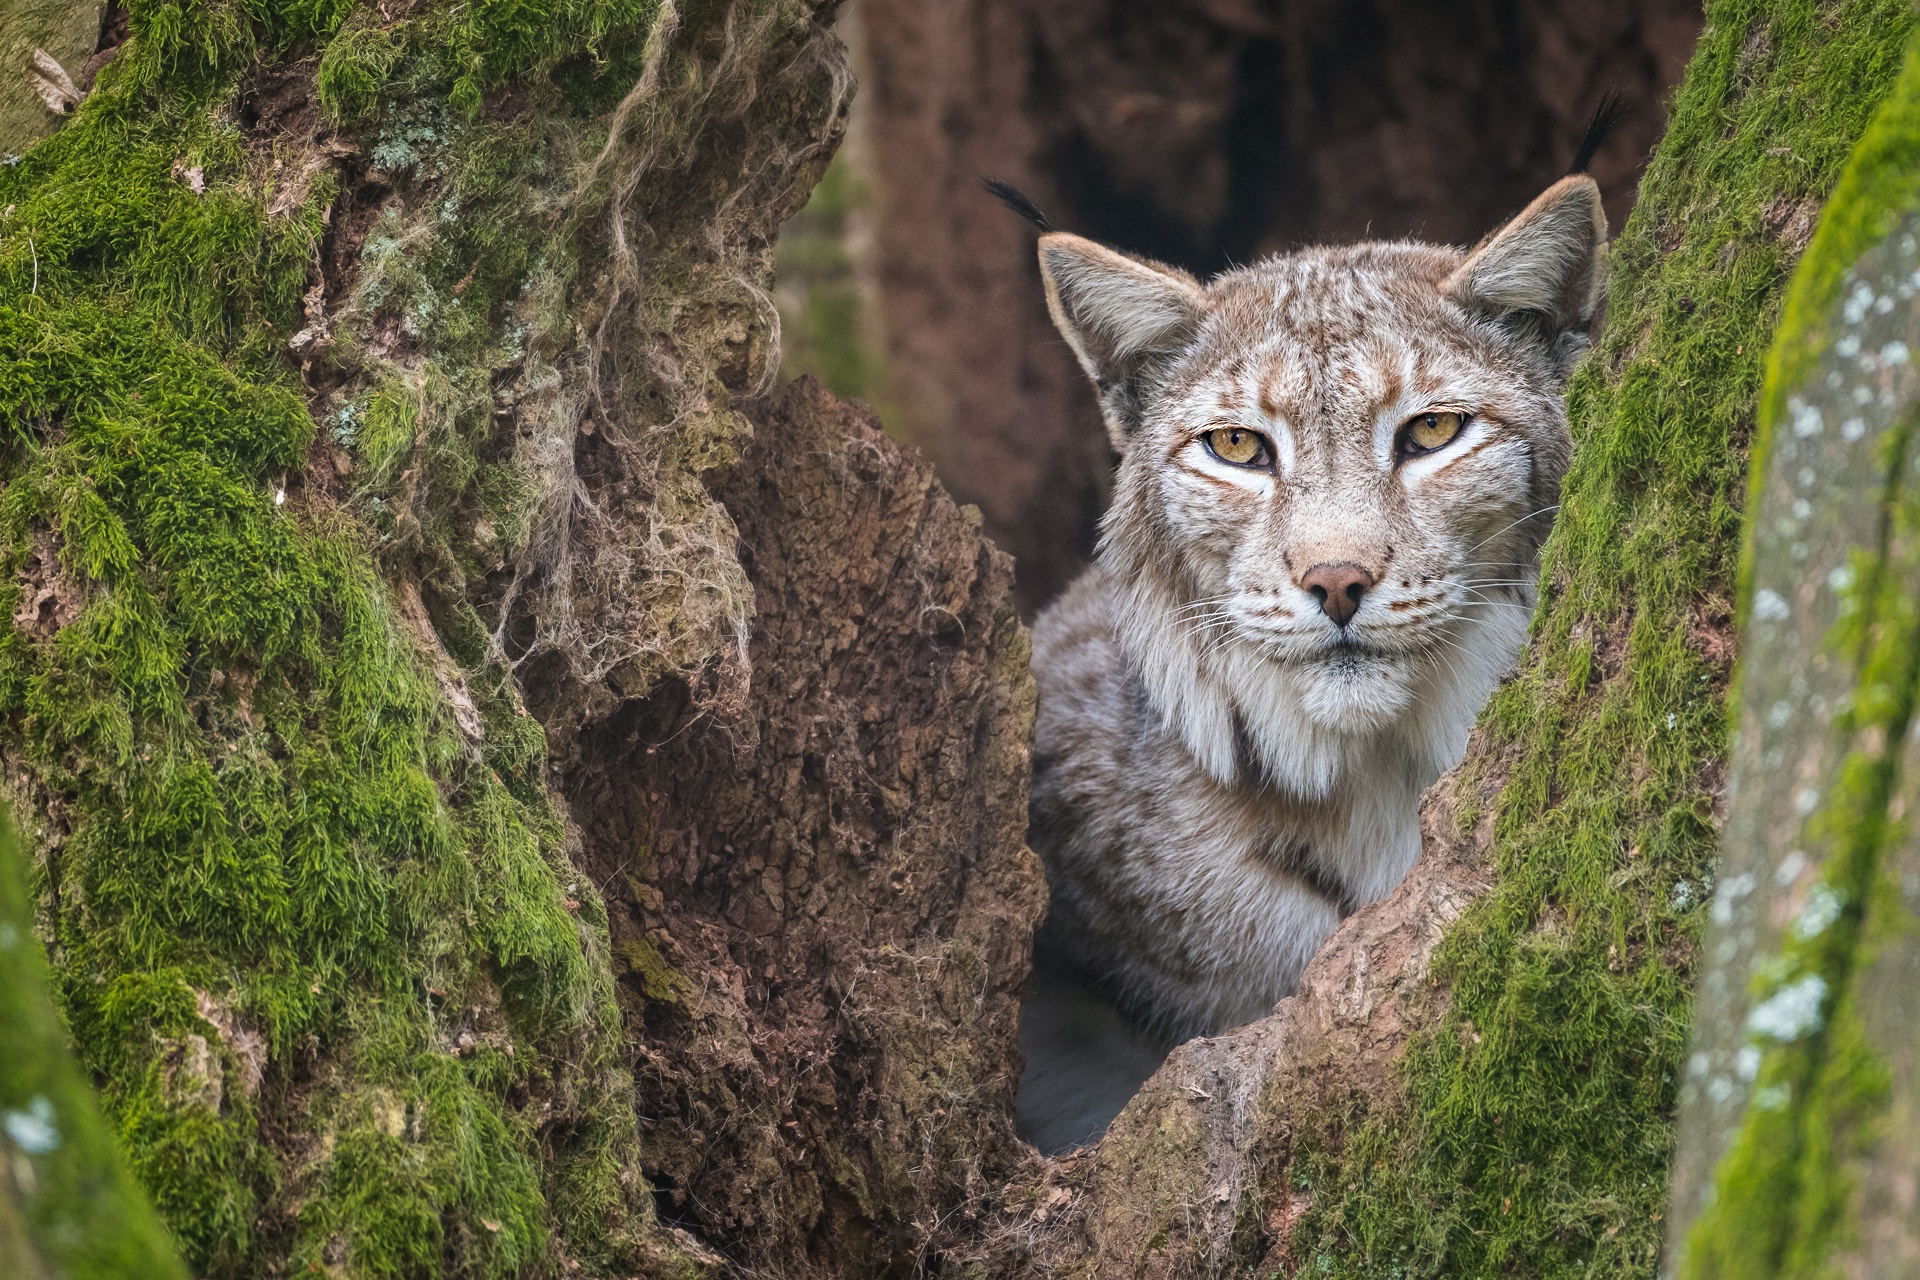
[1028,177,1606,1042]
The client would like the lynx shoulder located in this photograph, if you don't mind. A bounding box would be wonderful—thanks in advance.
[1028,176,1607,1041]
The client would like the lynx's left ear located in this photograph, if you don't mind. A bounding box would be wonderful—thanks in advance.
[1444,175,1607,370]
[1039,233,1210,450]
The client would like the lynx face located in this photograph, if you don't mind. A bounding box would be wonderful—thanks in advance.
[1039,177,1603,795]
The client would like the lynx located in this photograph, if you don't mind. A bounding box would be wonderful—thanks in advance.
[1022,173,1606,1067]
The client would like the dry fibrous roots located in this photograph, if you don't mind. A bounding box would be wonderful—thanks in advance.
[325,0,851,742]
[508,3,849,714]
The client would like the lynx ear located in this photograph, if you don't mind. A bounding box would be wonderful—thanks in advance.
[1445,175,1607,363]
[1038,233,1209,448]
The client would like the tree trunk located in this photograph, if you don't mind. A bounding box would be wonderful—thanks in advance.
[12,0,1920,1277]
[0,1,1045,1276]
[2,807,190,1280]
[1669,30,1920,1277]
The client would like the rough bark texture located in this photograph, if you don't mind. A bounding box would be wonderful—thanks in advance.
[566,378,1044,1278]
[852,0,1703,612]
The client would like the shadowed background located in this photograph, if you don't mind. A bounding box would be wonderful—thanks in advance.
[779,0,1703,614]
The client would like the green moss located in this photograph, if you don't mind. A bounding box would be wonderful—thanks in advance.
[611,937,687,1006]
[1286,3,1916,1276]
[0,0,689,1274]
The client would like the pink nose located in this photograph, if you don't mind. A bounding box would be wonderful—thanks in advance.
[1299,562,1375,627]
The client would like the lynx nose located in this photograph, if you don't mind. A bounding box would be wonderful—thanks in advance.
[1300,562,1375,627]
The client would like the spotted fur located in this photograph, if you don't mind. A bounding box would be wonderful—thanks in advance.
[1030,177,1606,1040]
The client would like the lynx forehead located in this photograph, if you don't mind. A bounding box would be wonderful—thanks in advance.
[1026,175,1604,1044]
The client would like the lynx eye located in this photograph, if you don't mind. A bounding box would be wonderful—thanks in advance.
[1201,426,1272,468]
[1399,411,1467,458]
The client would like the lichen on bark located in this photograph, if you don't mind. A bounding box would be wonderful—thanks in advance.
[1671,28,1920,1275]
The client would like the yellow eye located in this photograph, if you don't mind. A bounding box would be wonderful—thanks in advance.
[1203,427,1270,467]
[1402,411,1466,456]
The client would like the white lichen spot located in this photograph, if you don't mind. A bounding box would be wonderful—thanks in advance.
[1828,563,1855,592]
[1876,293,1897,315]
[1836,333,1863,359]
[1768,700,1793,729]
[1791,882,1844,941]
[1790,398,1824,437]
[1748,974,1828,1041]
[1883,340,1911,366]
[1753,588,1791,622]
[1844,284,1875,324]
[1672,880,1697,910]
[1842,417,1867,442]
[1794,786,1820,816]
[3,1096,58,1154]
[1754,1083,1792,1110]
[1792,498,1812,519]
[1798,466,1818,488]
[1712,871,1755,925]
[1854,383,1876,405]
[1707,1075,1735,1104]
[1736,1045,1762,1082]
[1776,849,1809,887]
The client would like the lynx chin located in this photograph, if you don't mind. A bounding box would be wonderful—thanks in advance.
[1027,175,1606,1043]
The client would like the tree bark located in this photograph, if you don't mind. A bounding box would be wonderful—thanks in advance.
[566,379,1043,1276]
[1669,31,1920,1277]
[4,0,1053,1274]
[1,807,190,1280]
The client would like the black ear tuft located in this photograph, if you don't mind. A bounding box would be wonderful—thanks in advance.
[982,178,1053,232]
[1570,93,1625,175]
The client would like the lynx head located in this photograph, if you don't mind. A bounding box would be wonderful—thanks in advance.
[1039,177,1605,796]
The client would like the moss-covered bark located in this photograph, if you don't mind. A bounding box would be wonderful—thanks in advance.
[2,805,191,1280]
[1670,30,1920,1276]
[1279,7,1915,1273]
[0,0,857,1276]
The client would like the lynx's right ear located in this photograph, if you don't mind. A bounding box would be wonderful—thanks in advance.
[1038,233,1209,449]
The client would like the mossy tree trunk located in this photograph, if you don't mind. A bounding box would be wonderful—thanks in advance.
[1,1,1046,1277]
[16,0,1920,1276]
[2,806,191,1280]
[1670,32,1920,1277]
